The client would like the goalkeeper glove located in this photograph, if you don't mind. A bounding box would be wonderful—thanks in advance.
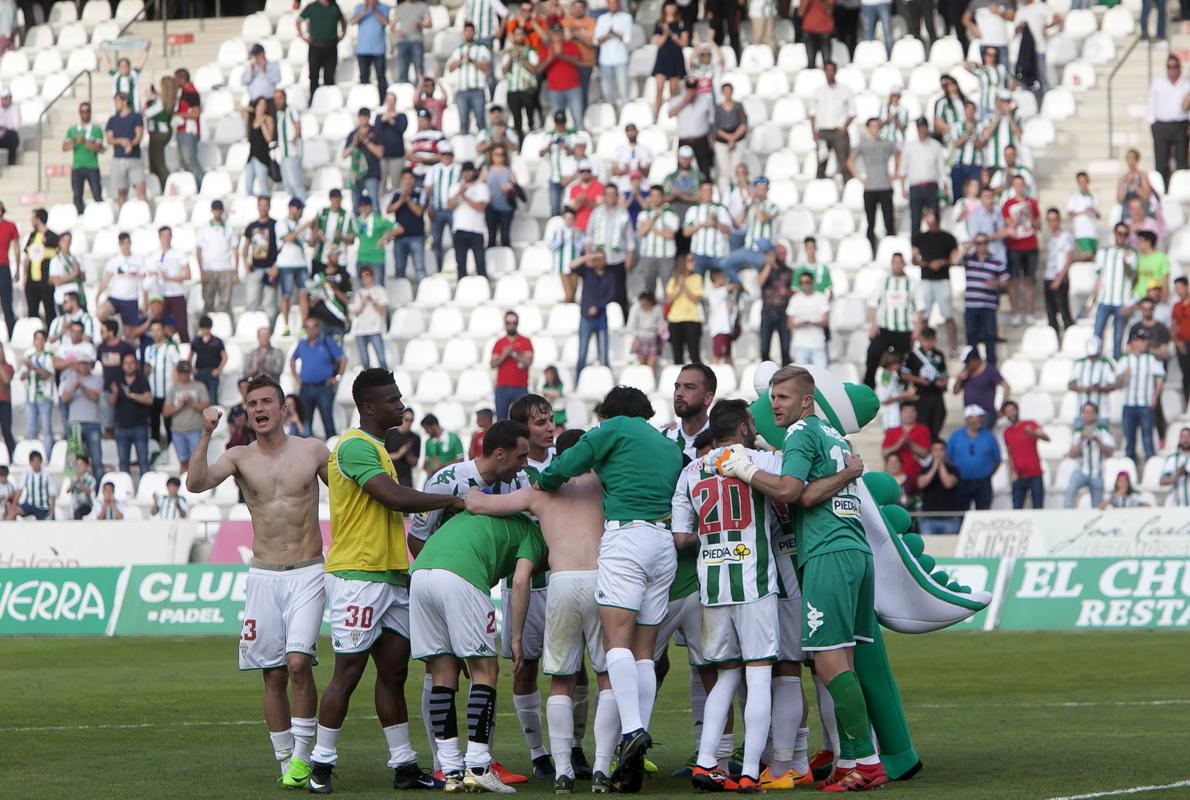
[712,445,759,484]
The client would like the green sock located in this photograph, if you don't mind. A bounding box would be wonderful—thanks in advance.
[826,671,877,760]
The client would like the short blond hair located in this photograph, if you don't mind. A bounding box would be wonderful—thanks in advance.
[770,365,815,395]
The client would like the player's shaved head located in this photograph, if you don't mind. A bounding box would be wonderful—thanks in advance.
[709,399,755,447]
[600,386,655,420]
[556,428,584,454]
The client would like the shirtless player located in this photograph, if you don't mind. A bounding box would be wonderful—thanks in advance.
[186,375,330,789]
[465,428,616,794]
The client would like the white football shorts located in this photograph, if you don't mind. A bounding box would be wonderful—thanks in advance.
[596,522,677,626]
[238,562,325,670]
[410,569,499,660]
[542,570,607,675]
[702,594,780,664]
[325,573,409,654]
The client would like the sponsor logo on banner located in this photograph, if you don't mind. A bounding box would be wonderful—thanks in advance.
[0,568,123,635]
[998,558,1190,630]
[0,521,195,567]
[115,565,250,635]
[957,509,1190,559]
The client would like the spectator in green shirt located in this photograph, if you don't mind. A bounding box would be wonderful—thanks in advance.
[1133,230,1170,302]
[63,102,104,214]
[422,413,464,474]
[298,0,347,98]
[354,195,396,286]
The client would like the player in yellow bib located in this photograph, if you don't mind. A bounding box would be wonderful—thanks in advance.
[306,369,464,795]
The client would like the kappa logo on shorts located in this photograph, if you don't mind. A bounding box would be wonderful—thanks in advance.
[477,644,494,655]
[806,602,824,637]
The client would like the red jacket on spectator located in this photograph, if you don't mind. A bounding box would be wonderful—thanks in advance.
[539,40,582,92]
[567,177,603,231]
[882,422,931,484]
[1004,419,1044,479]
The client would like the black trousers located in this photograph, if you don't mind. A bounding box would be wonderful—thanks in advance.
[0,264,14,337]
[816,128,850,179]
[1151,121,1188,186]
[669,320,702,364]
[805,32,832,69]
[833,6,860,56]
[1044,278,1074,335]
[679,0,699,33]
[507,90,540,137]
[917,392,946,438]
[150,397,173,446]
[0,129,19,165]
[864,327,913,387]
[308,43,338,96]
[24,280,54,324]
[680,136,714,179]
[706,0,742,57]
[453,229,487,277]
[864,189,894,253]
[902,0,938,43]
[1177,342,1190,400]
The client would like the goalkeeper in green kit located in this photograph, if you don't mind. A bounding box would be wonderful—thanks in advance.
[712,365,888,793]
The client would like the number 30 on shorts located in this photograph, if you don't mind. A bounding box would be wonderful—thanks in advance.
[345,605,375,629]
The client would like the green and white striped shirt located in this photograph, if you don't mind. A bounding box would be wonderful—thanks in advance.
[25,352,55,402]
[276,106,302,159]
[879,103,909,143]
[684,203,731,258]
[313,208,357,262]
[505,46,539,93]
[975,64,1008,112]
[155,495,189,519]
[546,130,577,182]
[465,0,504,39]
[548,224,585,273]
[743,199,777,249]
[20,469,54,510]
[1095,245,1136,306]
[111,68,142,113]
[1073,423,1114,478]
[946,119,983,166]
[1069,356,1117,416]
[981,111,1021,169]
[145,342,180,399]
[933,95,963,129]
[587,205,633,264]
[451,43,492,92]
[424,161,463,209]
[1120,352,1164,407]
[48,309,96,342]
[872,274,916,332]
[636,205,679,258]
[1163,452,1190,506]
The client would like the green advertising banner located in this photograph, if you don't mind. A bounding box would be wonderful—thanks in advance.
[998,558,1190,630]
[931,558,1003,631]
[115,565,249,636]
[0,567,124,636]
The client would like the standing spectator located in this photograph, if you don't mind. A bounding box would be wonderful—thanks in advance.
[563,0,597,109]
[1140,0,1167,44]
[144,320,179,446]
[48,293,94,346]
[706,0,742,57]
[882,400,931,487]
[954,345,1008,428]
[241,97,276,197]
[1042,207,1084,335]
[651,1,689,116]
[143,77,175,190]
[425,143,461,272]
[1173,278,1190,400]
[384,407,422,487]
[834,0,862,57]
[946,101,983,201]
[1159,426,1190,505]
[787,270,831,366]
[541,366,568,430]
[947,404,1001,510]
[963,3,1012,67]
[912,208,960,353]
[196,200,238,318]
[1015,0,1059,93]
[422,413,464,472]
[10,451,54,520]
[961,235,1010,365]
[449,22,491,135]
[173,68,204,188]
[1002,174,1041,325]
[490,311,534,420]
[664,145,703,250]
[97,320,135,434]
[1066,401,1114,508]
[811,62,855,180]
[274,90,307,202]
[348,265,389,368]
[273,198,314,331]
[849,117,898,253]
[861,0,894,56]
[291,317,346,436]
[241,44,281,105]
[1117,148,1155,214]
[0,342,12,456]
[353,195,395,285]
[102,47,148,111]
[798,0,834,68]
[665,252,704,364]
[683,179,732,277]
[904,0,938,43]
[60,357,104,481]
[408,105,445,180]
[449,160,491,278]
[540,112,578,217]
[242,196,279,316]
[22,209,58,324]
[145,226,191,343]
[388,171,428,283]
[566,159,604,231]
[245,327,287,383]
[864,253,918,387]
[392,0,430,83]
[414,75,449,129]
[632,185,678,299]
[612,124,655,190]
[1065,171,1100,255]
[1002,399,1049,509]
[0,202,16,337]
[352,0,390,95]
[344,108,383,212]
[374,91,407,198]
[302,253,352,341]
[965,185,1009,267]
[468,408,494,459]
[48,239,85,317]
[309,192,355,275]
[163,361,210,472]
[704,267,738,365]
[750,0,778,52]
[758,248,793,364]
[152,477,190,519]
[971,47,1009,114]
[876,350,915,429]
[503,25,541,137]
[901,117,946,236]
[712,84,748,196]
[0,0,14,56]
[594,0,632,110]
[190,315,227,404]
[483,146,520,248]
[105,92,146,210]
[1118,329,1164,464]
[63,102,104,214]
[882,88,910,142]
[1125,199,1168,255]
[300,0,347,96]
[627,290,664,370]
[20,330,54,455]
[978,90,1023,173]
[571,250,615,375]
[586,183,634,315]
[550,206,585,302]
[1091,223,1137,360]
[917,440,962,534]
[667,77,715,178]
[537,23,584,128]
[1068,336,1114,425]
[0,89,18,165]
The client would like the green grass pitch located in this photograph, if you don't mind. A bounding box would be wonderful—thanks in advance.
[3,631,1188,800]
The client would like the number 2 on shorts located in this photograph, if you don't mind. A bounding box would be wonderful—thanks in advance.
[345,605,375,628]
[486,611,496,634]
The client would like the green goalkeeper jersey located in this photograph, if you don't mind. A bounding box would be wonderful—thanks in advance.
[410,512,548,593]
[781,415,870,567]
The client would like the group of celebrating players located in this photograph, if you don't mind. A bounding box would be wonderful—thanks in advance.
[187,360,888,795]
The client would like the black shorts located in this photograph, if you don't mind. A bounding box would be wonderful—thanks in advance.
[1007,249,1038,279]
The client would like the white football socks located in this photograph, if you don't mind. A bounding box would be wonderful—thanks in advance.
[593,689,621,775]
[697,667,740,769]
[605,648,642,734]
[635,659,657,730]
[513,691,548,760]
[291,717,316,763]
[742,665,773,780]
[547,695,575,779]
[384,722,417,768]
[795,726,810,774]
[422,673,440,771]
[689,666,708,743]
[309,725,339,766]
[270,728,294,774]
[770,676,803,776]
[814,673,840,755]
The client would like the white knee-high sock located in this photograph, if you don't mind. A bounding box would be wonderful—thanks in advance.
[696,667,740,769]
[291,717,316,763]
[514,691,548,760]
[689,666,707,743]
[770,676,803,776]
[270,728,295,774]
[795,726,810,773]
[635,659,657,730]
[309,725,339,766]
[572,683,590,744]
[547,695,575,778]
[593,689,621,775]
[813,673,839,754]
[422,673,440,770]
[742,666,773,780]
[605,648,642,734]
[384,722,417,768]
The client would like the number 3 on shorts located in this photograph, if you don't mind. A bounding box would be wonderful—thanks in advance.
[241,619,257,641]
[345,605,375,628]
[486,610,496,634]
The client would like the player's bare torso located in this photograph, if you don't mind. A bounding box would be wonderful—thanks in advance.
[230,436,328,564]
[536,473,604,572]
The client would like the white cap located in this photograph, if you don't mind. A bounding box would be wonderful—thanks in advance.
[577,159,593,171]
[1085,335,1101,356]
[678,144,695,158]
[959,345,980,363]
[438,142,453,154]
[964,404,985,418]
[997,88,1013,101]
